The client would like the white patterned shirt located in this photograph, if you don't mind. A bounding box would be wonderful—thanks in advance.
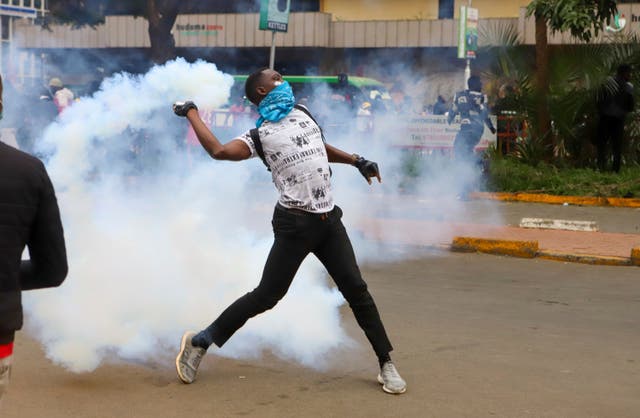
[236,107,334,213]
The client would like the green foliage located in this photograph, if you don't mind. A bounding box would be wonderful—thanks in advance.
[511,134,550,167]
[526,0,617,42]
[487,158,640,197]
[47,0,148,26]
[47,0,186,63]
[480,20,640,169]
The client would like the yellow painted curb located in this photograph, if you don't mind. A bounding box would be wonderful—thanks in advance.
[451,237,538,258]
[631,248,640,266]
[471,192,640,208]
[537,251,632,266]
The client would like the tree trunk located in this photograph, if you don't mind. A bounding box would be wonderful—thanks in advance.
[534,13,552,158]
[147,0,181,64]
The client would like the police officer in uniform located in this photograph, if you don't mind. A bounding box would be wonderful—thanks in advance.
[447,75,496,199]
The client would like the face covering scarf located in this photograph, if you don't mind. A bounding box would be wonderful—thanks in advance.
[256,81,295,127]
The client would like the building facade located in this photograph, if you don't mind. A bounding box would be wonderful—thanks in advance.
[13,2,639,52]
[4,1,640,89]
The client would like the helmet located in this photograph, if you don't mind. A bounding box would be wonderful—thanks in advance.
[49,77,63,88]
[467,76,482,92]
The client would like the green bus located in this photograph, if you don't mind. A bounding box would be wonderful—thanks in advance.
[230,74,391,105]
[212,74,390,132]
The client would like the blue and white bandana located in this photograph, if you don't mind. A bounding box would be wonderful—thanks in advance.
[256,81,295,127]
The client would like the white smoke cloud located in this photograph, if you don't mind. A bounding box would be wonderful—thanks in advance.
[22,58,351,373]
[19,57,497,374]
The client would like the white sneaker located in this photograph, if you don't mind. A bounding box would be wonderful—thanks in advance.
[377,361,407,394]
[175,331,206,384]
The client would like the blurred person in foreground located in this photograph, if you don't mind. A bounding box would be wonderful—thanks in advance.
[172,67,407,395]
[596,64,634,173]
[447,75,496,200]
[0,74,68,407]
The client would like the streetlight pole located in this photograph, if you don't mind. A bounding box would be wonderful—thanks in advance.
[269,30,276,70]
[464,0,472,86]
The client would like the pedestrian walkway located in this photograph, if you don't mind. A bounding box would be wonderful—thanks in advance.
[356,193,640,266]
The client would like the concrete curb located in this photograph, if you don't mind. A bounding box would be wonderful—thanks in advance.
[471,192,640,208]
[451,237,538,258]
[519,217,599,232]
[537,251,632,266]
[632,248,640,266]
[451,236,639,267]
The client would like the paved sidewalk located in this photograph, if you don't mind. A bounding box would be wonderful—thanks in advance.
[359,218,639,257]
[358,218,640,262]
[355,195,640,266]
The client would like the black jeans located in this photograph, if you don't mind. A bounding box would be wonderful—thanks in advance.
[202,204,393,359]
[453,126,483,196]
[596,114,625,172]
[453,125,483,163]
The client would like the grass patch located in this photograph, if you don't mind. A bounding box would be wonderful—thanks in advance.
[486,158,640,197]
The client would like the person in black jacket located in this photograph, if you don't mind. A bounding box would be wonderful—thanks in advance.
[0,133,68,403]
[596,64,634,172]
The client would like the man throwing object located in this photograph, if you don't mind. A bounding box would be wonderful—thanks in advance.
[173,67,406,395]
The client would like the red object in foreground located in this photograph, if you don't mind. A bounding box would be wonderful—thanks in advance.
[0,342,14,359]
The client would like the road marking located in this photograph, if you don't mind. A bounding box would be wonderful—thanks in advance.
[519,218,599,232]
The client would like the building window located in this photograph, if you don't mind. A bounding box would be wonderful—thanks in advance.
[438,0,454,19]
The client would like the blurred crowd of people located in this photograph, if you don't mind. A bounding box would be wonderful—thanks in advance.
[2,70,520,167]
[2,76,76,155]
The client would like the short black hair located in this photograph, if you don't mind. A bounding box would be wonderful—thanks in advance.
[245,67,269,105]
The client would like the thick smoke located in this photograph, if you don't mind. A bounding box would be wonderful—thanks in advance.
[16,55,497,374]
[21,59,351,373]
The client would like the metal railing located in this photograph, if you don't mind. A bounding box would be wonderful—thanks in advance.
[496,113,527,155]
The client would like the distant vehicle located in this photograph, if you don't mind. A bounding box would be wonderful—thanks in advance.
[213,74,392,134]
[231,74,391,104]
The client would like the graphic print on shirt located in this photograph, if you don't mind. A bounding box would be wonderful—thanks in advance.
[269,151,283,163]
[312,186,327,200]
[237,107,334,212]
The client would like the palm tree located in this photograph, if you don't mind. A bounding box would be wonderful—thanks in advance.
[525,0,618,159]
[480,21,640,168]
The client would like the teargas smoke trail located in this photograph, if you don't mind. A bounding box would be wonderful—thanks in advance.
[22,58,350,373]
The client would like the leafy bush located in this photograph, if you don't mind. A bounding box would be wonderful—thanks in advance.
[480,22,640,169]
[486,158,640,197]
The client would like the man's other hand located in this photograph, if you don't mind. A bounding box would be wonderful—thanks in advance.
[354,156,381,184]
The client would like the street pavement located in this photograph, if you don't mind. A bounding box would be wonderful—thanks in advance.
[3,192,640,417]
[353,194,640,265]
[4,254,639,417]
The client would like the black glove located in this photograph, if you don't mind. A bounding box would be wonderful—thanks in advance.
[490,127,497,134]
[173,101,198,117]
[354,155,381,183]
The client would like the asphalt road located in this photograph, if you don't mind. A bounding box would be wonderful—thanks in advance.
[3,252,639,417]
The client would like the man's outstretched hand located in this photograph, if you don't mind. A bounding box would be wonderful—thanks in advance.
[354,156,381,184]
[173,101,198,117]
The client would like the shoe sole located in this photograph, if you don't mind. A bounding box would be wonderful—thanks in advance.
[176,331,196,384]
[377,374,407,394]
